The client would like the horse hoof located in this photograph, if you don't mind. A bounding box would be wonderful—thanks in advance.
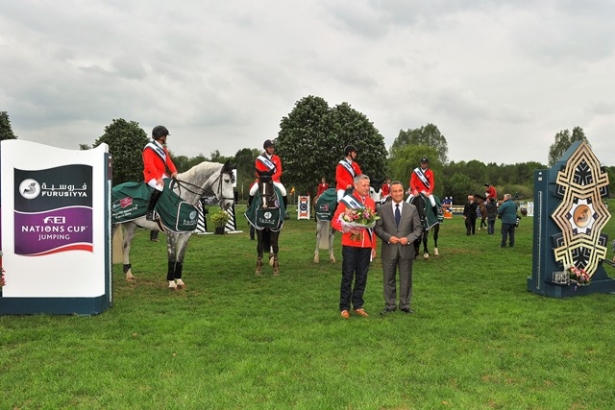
[273,270,280,276]
[423,252,429,260]
[126,273,135,282]
[255,269,262,276]
[168,286,177,291]
[269,257,275,266]
[314,256,320,263]
[434,248,439,256]
[176,284,186,290]
[330,257,336,263]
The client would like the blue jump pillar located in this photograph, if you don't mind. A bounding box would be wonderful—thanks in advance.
[528,140,615,297]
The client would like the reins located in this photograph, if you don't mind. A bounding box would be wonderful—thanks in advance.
[170,166,234,207]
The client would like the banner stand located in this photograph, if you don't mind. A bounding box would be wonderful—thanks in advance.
[0,140,112,315]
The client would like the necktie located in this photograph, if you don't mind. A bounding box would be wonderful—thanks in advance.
[395,204,401,227]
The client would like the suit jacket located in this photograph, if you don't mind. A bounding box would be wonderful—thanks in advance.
[374,201,423,260]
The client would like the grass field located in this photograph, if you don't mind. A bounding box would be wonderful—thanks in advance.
[1,205,615,409]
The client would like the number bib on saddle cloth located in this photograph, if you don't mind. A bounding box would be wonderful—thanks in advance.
[111,179,198,232]
[245,187,286,232]
[315,188,338,222]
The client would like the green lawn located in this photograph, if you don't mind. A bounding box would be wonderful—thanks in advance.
[1,206,615,409]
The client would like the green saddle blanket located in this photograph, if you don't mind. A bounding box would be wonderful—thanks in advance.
[111,179,199,232]
[423,194,444,230]
[315,188,338,222]
[244,186,286,232]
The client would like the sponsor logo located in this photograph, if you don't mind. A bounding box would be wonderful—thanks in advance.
[19,178,41,200]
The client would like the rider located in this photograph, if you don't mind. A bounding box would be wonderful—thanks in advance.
[250,139,288,210]
[143,125,178,221]
[335,145,362,202]
[485,183,497,202]
[407,156,438,217]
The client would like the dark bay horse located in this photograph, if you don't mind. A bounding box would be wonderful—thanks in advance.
[112,161,236,289]
[245,170,285,275]
[408,194,442,260]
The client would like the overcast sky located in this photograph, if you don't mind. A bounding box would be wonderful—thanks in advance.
[1,1,614,167]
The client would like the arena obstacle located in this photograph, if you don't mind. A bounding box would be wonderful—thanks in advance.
[528,140,614,297]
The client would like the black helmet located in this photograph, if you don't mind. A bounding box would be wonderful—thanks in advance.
[152,125,169,140]
[263,139,275,149]
[344,145,358,156]
[485,183,490,187]
[420,156,429,163]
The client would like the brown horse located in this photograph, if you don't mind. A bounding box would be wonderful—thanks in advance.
[473,194,488,230]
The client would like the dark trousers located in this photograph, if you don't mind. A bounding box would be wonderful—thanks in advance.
[501,223,515,247]
[487,219,496,234]
[340,246,372,311]
[465,217,476,235]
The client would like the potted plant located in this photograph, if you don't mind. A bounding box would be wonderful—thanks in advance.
[211,210,230,234]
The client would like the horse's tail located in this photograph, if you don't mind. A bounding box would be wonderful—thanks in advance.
[262,228,272,250]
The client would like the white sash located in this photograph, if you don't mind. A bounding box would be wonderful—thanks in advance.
[413,167,430,189]
[338,159,355,178]
[257,155,276,172]
[145,141,167,163]
[340,194,362,209]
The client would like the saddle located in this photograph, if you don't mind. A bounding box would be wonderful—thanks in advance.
[111,180,199,232]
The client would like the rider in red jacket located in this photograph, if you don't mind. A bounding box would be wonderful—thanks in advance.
[250,139,288,210]
[335,145,362,202]
[143,125,178,221]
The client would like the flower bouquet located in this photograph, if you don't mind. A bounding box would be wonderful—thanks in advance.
[340,207,380,241]
[566,264,590,286]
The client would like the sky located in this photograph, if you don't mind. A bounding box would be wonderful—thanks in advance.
[1,0,614,166]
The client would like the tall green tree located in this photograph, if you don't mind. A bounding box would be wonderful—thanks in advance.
[547,126,587,166]
[391,123,448,164]
[93,119,149,184]
[276,96,387,196]
[0,111,18,140]
[234,147,259,200]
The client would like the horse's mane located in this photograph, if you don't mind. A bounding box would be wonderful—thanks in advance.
[178,161,223,181]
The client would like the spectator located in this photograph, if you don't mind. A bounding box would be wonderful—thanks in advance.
[316,177,329,197]
[486,198,498,235]
[463,194,478,235]
[498,193,517,247]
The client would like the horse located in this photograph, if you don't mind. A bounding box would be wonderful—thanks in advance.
[313,188,337,263]
[408,194,442,260]
[112,161,236,289]
[473,194,489,230]
[245,170,285,275]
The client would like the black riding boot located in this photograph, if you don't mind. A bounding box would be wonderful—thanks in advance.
[283,196,290,220]
[146,190,163,221]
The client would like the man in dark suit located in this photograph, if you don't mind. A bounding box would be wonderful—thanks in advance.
[463,194,478,235]
[374,181,423,315]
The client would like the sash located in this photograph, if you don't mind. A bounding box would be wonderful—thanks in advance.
[256,155,276,172]
[338,159,355,178]
[413,167,431,190]
[145,141,167,163]
[340,194,362,209]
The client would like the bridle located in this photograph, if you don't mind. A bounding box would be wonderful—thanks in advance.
[170,167,234,207]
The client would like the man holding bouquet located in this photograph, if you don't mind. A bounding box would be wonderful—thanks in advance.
[332,174,378,319]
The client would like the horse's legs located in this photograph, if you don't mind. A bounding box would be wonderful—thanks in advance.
[118,223,137,281]
[433,225,440,256]
[271,231,280,276]
[173,233,190,289]
[256,230,264,276]
[328,225,336,263]
[314,220,322,263]
[423,230,430,259]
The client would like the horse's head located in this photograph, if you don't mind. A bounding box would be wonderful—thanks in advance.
[217,160,236,210]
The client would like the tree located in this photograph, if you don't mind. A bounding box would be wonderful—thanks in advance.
[234,147,259,201]
[276,96,387,196]
[548,126,587,166]
[0,111,18,141]
[391,123,448,164]
[93,119,149,184]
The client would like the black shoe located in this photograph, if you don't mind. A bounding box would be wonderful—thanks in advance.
[380,308,395,315]
[400,308,414,314]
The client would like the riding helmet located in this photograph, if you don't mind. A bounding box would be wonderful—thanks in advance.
[152,125,169,140]
[263,139,275,149]
[420,156,429,163]
[344,145,358,156]
[485,183,490,187]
